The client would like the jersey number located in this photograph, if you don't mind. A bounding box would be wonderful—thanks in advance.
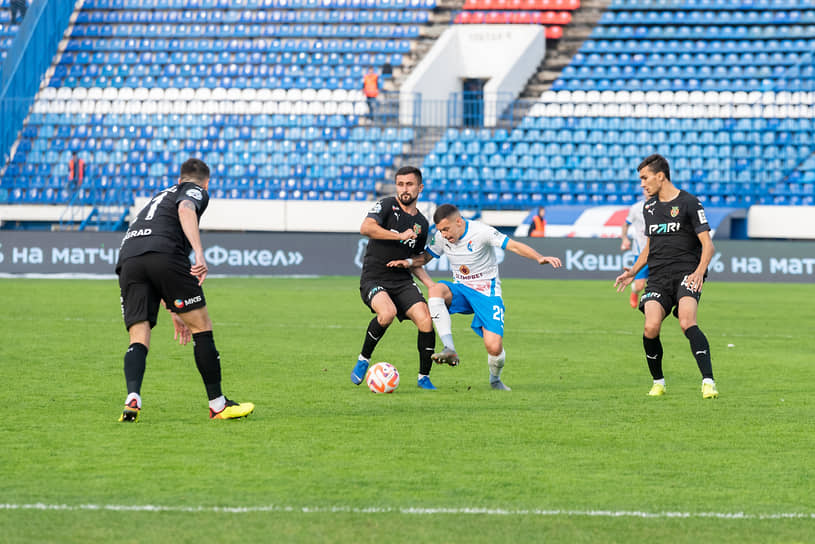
[492,305,504,324]
[144,191,169,221]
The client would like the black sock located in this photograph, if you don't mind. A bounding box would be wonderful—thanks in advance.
[643,335,664,380]
[685,325,714,380]
[192,331,222,400]
[418,330,435,376]
[124,342,148,395]
[361,317,388,360]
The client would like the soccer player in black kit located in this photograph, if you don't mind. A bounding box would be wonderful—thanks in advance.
[614,154,719,399]
[115,158,254,421]
[351,166,437,390]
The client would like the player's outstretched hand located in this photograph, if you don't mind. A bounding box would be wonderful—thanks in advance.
[190,252,208,286]
[539,256,562,268]
[171,313,192,346]
[614,268,633,292]
[386,259,410,268]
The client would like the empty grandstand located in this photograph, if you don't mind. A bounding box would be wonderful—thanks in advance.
[0,0,813,233]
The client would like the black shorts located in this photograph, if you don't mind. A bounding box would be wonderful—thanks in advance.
[360,278,426,322]
[639,268,703,318]
[118,252,206,330]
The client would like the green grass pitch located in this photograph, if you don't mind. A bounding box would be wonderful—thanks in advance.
[0,276,813,543]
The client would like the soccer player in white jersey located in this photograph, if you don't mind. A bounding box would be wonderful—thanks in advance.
[620,191,649,308]
[389,204,561,390]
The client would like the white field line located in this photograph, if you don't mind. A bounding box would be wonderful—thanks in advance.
[0,503,813,520]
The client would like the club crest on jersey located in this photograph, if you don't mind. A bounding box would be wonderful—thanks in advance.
[670,206,679,217]
[459,265,470,275]
[413,224,422,235]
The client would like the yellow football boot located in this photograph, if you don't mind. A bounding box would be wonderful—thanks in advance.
[702,382,719,399]
[210,399,255,420]
[647,383,666,396]
[118,398,140,422]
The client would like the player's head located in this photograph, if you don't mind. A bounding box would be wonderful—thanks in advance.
[637,154,671,197]
[179,158,210,189]
[394,166,423,207]
[433,203,466,243]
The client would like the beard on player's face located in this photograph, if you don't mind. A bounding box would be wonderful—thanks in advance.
[399,192,417,206]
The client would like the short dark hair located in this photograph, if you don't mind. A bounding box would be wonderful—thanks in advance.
[433,203,460,224]
[637,154,670,181]
[179,158,210,184]
[394,165,422,184]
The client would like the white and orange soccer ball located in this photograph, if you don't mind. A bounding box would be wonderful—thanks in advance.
[366,362,400,394]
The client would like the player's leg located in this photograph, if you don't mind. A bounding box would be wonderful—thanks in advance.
[677,295,718,399]
[428,282,459,366]
[118,259,159,422]
[482,330,510,391]
[404,298,437,390]
[353,288,397,384]
[642,298,667,396]
[176,305,255,418]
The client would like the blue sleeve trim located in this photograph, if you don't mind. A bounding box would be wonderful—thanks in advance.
[501,237,509,250]
[426,247,440,259]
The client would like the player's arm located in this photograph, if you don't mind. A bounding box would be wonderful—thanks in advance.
[505,238,562,268]
[386,251,433,270]
[620,222,631,251]
[685,230,714,293]
[178,199,208,285]
[410,262,436,290]
[615,238,649,292]
[360,217,416,242]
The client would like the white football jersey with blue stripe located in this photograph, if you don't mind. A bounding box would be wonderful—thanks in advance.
[426,220,509,297]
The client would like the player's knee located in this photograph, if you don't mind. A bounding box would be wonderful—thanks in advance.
[643,322,661,338]
[377,311,396,326]
[484,339,503,356]
[678,318,697,332]
[428,283,447,298]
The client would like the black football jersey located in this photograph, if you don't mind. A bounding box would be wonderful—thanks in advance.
[643,189,710,275]
[117,182,209,270]
[361,196,429,282]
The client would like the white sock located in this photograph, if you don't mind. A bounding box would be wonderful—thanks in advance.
[654,378,666,386]
[429,297,454,350]
[125,392,142,408]
[209,395,226,413]
[702,378,715,386]
[487,350,506,383]
[358,355,369,362]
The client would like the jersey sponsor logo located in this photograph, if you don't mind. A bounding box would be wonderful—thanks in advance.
[670,206,679,217]
[459,264,471,275]
[173,295,202,309]
[697,209,708,224]
[186,188,203,200]
[123,228,152,241]
[648,222,681,235]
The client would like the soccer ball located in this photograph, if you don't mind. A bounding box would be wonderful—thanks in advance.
[366,362,400,394]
